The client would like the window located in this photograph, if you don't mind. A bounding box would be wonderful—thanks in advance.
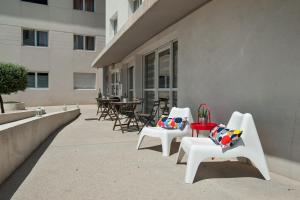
[110,71,120,96]
[131,0,142,13]
[21,0,48,5]
[27,72,35,88]
[74,35,95,51]
[74,0,83,10]
[144,52,155,89]
[27,72,49,88]
[143,41,178,112]
[23,29,35,46]
[73,0,94,12]
[74,73,96,89]
[22,29,48,47]
[128,67,134,100]
[85,36,95,51]
[112,19,118,35]
[74,35,84,50]
[36,31,48,47]
[37,73,49,88]
[172,41,178,88]
[158,49,170,88]
[85,0,94,12]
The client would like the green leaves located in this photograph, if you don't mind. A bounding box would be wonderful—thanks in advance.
[0,63,28,95]
[198,107,208,118]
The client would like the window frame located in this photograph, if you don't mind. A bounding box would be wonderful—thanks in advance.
[22,28,49,47]
[73,34,96,51]
[27,72,49,89]
[73,0,95,12]
[131,0,143,13]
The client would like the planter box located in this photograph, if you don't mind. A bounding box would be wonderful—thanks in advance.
[4,102,26,111]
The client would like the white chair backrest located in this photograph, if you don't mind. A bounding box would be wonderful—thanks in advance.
[227,111,264,152]
[226,111,244,130]
[168,107,193,123]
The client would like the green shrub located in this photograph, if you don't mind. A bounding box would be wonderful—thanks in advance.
[0,63,27,113]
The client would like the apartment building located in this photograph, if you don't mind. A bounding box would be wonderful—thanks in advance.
[0,0,105,106]
[92,0,300,181]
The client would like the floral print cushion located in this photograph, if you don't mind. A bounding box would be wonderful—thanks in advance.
[156,115,186,130]
[209,124,243,148]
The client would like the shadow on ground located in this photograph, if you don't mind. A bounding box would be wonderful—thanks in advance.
[0,116,79,200]
[192,161,265,183]
[139,141,181,156]
[141,140,265,183]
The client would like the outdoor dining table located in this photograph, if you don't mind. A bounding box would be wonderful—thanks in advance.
[97,98,120,121]
[110,101,142,133]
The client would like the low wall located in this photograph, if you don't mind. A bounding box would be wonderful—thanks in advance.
[0,110,36,125]
[0,108,80,184]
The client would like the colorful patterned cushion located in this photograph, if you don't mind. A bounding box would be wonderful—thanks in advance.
[209,124,227,143]
[156,115,186,130]
[209,124,243,148]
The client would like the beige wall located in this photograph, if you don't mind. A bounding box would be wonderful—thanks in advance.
[111,0,300,181]
[0,0,105,106]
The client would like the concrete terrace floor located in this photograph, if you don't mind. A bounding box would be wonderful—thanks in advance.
[0,105,299,200]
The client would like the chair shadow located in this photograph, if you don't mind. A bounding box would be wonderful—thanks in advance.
[0,116,79,200]
[84,117,98,121]
[139,141,181,156]
[193,160,265,183]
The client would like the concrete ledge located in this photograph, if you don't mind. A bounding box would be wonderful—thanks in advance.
[0,108,80,184]
[0,110,36,125]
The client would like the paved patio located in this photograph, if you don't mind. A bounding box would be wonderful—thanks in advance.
[0,105,299,200]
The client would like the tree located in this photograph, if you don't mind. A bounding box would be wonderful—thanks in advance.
[0,63,27,113]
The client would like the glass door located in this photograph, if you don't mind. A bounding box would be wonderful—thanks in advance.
[143,41,178,113]
[111,71,120,96]
[128,66,134,100]
[144,52,155,113]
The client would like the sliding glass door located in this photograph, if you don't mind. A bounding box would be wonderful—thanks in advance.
[143,41,178,112]
[128,66,134,100]
[144,52,156,112]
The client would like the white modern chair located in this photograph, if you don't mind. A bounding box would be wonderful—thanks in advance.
[177,111,271,183]
[137,107,193,156]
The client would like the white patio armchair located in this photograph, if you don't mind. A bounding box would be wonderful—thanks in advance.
[137,107,193,156]
[177,111,271,183]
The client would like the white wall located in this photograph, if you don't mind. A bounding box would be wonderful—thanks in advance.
[0,0,106,106]
[105,0,139,43]
[111,0,300,181]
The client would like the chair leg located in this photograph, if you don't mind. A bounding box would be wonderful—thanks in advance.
[96,106,100,115]
[176,146,185,164]
[247,155,271,180]
[185,155,202,184]
[161,136,173,157]
[136,134,146,150]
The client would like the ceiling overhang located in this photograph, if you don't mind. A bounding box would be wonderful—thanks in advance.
[92,0,209,68]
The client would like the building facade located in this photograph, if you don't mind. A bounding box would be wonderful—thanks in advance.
[93,0,300,181]
[0,0,105,106]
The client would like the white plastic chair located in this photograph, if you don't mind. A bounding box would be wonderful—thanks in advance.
[177,111,271,183]
[137,107,193,156]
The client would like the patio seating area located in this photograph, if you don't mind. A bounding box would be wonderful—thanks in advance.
[0,105,299,200]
